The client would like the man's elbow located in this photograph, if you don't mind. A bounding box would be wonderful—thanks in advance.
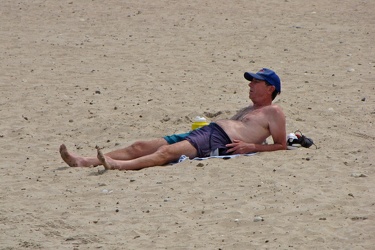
[275,143,287,151]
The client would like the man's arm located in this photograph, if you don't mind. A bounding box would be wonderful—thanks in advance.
[266,105,287,151]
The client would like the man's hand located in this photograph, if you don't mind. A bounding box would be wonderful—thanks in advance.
[226,140,256,154]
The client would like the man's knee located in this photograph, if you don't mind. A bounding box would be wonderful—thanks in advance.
[129,140,151,154]
[129,138,168,155]
[155,145,177,162]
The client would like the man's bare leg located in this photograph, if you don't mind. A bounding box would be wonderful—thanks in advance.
[96,140,198,171]
[104,138,168,160]
[60,138,169,168]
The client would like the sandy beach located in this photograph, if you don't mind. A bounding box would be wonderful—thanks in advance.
[1,0,374,249]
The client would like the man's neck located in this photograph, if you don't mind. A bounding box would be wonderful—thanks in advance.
[252,101,272,109]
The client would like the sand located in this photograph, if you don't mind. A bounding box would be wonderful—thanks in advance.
[1,0,374,249]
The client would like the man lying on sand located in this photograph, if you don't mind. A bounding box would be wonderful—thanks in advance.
[60,68,286,170]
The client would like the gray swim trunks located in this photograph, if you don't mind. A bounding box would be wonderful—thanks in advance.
[185,123,232,158]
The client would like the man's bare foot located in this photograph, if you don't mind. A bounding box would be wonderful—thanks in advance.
[60,144,93,167]
[96,146,117,170]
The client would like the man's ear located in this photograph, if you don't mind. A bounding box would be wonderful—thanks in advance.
[268,85,276,94]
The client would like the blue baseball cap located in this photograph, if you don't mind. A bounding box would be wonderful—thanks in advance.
[244,68,281,94]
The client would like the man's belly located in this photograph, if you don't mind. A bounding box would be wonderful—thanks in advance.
[215,120,270,144]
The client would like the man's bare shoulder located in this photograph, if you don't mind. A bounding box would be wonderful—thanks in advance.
[263,104,285,117]
[262,104,284,112]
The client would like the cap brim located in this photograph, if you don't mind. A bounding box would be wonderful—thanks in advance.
[244,72,266,81]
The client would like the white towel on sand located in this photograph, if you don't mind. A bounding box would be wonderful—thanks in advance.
[178,153,256,163]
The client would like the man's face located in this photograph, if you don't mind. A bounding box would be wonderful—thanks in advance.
[248,78,269,100]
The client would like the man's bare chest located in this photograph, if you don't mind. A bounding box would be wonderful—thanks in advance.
[238,109,269,127]
[238,108,261,120]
